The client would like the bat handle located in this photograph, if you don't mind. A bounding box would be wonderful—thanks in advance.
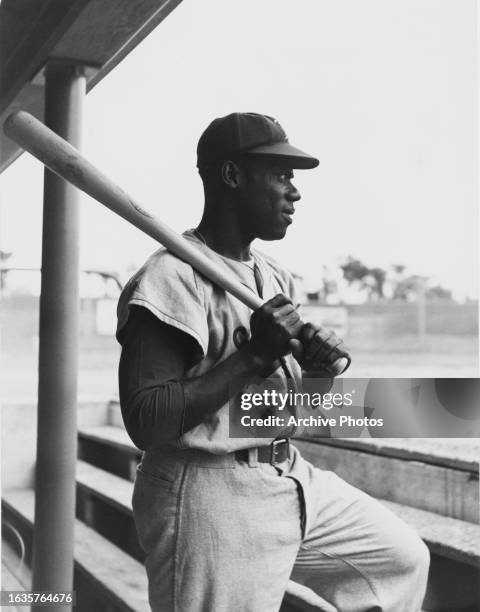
[295,319,352,376]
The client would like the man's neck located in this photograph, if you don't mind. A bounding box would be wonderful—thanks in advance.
[197,213,253,262]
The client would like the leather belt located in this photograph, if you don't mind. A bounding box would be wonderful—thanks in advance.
[234,438,290,465]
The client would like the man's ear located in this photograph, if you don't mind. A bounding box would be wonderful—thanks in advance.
[221,160,242,189]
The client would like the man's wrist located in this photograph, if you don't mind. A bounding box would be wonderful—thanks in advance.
[241,342,275,373]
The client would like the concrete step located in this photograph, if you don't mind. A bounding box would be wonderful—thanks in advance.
[78,425,142,481]
[299,438,480,472]
[381,499,480,568]
[75,458,480,570]
[77,459,133,511]
[294,438,479,523]
[1,489,149,612]
[76,460,144,562]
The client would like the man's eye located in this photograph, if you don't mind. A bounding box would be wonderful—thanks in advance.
[278,172,293,182]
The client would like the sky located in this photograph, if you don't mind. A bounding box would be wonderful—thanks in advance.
[1,0,478,299]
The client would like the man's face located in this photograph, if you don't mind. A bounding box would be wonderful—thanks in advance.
[238,157,301,241]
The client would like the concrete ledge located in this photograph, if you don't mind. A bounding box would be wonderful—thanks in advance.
[77,460,132,513]
[295,438,480,473]
[78,425,141,481]
[76,460,144,562]
[381,499,480,568]
[79,425,139,456]
[294,439,479,523]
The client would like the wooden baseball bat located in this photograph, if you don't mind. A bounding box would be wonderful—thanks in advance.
[3,110,349,375]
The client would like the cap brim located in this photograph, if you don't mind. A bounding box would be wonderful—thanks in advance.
[245,141,319,169]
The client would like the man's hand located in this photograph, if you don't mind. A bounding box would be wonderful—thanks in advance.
[247,294,303,364]
[290,322,351,376]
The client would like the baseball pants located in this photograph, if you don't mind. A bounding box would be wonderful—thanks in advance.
[132,444,430,612]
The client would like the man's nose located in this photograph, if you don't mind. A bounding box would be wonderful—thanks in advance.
[287,183,301,202]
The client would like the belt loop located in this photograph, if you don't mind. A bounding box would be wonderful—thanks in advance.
[248,447,259,467]
[271,438,290,464]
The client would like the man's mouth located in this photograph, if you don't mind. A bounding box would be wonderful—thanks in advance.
[282,209,295,224]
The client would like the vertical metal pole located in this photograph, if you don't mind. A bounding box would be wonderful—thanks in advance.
[31,63,86,608]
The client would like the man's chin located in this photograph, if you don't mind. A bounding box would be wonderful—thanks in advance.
[259,227,289,241]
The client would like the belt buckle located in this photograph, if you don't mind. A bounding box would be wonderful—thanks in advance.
[270,438,289,465]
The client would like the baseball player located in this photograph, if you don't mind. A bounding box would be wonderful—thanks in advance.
[116,113,429,612]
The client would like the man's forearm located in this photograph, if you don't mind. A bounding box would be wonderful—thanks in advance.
[182,344,274,433]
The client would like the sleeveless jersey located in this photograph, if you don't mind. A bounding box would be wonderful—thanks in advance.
[117,229,303,454]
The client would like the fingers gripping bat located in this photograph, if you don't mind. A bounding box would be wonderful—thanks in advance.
[3,110,350,375]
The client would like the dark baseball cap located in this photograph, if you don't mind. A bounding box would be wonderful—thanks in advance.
[196,112,319,170]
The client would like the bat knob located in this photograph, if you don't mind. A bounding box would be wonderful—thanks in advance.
[328,356,350,376]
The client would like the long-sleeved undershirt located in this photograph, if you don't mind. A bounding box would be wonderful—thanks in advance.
[118,305,199,450]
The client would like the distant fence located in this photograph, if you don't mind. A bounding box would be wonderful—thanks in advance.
[301,300,478,347]
[345,301,477,337]
[1,296,478,352]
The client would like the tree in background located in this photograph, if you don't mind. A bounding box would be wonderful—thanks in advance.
[392,272,418,301]
[368,267,386,299]
[426,284,453,301]
[340,256,369,284]
[340,256,386,301]
[338,257,454,303]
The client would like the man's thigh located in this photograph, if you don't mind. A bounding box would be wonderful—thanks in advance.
[134,458,304,612]
[289,458,429,612]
